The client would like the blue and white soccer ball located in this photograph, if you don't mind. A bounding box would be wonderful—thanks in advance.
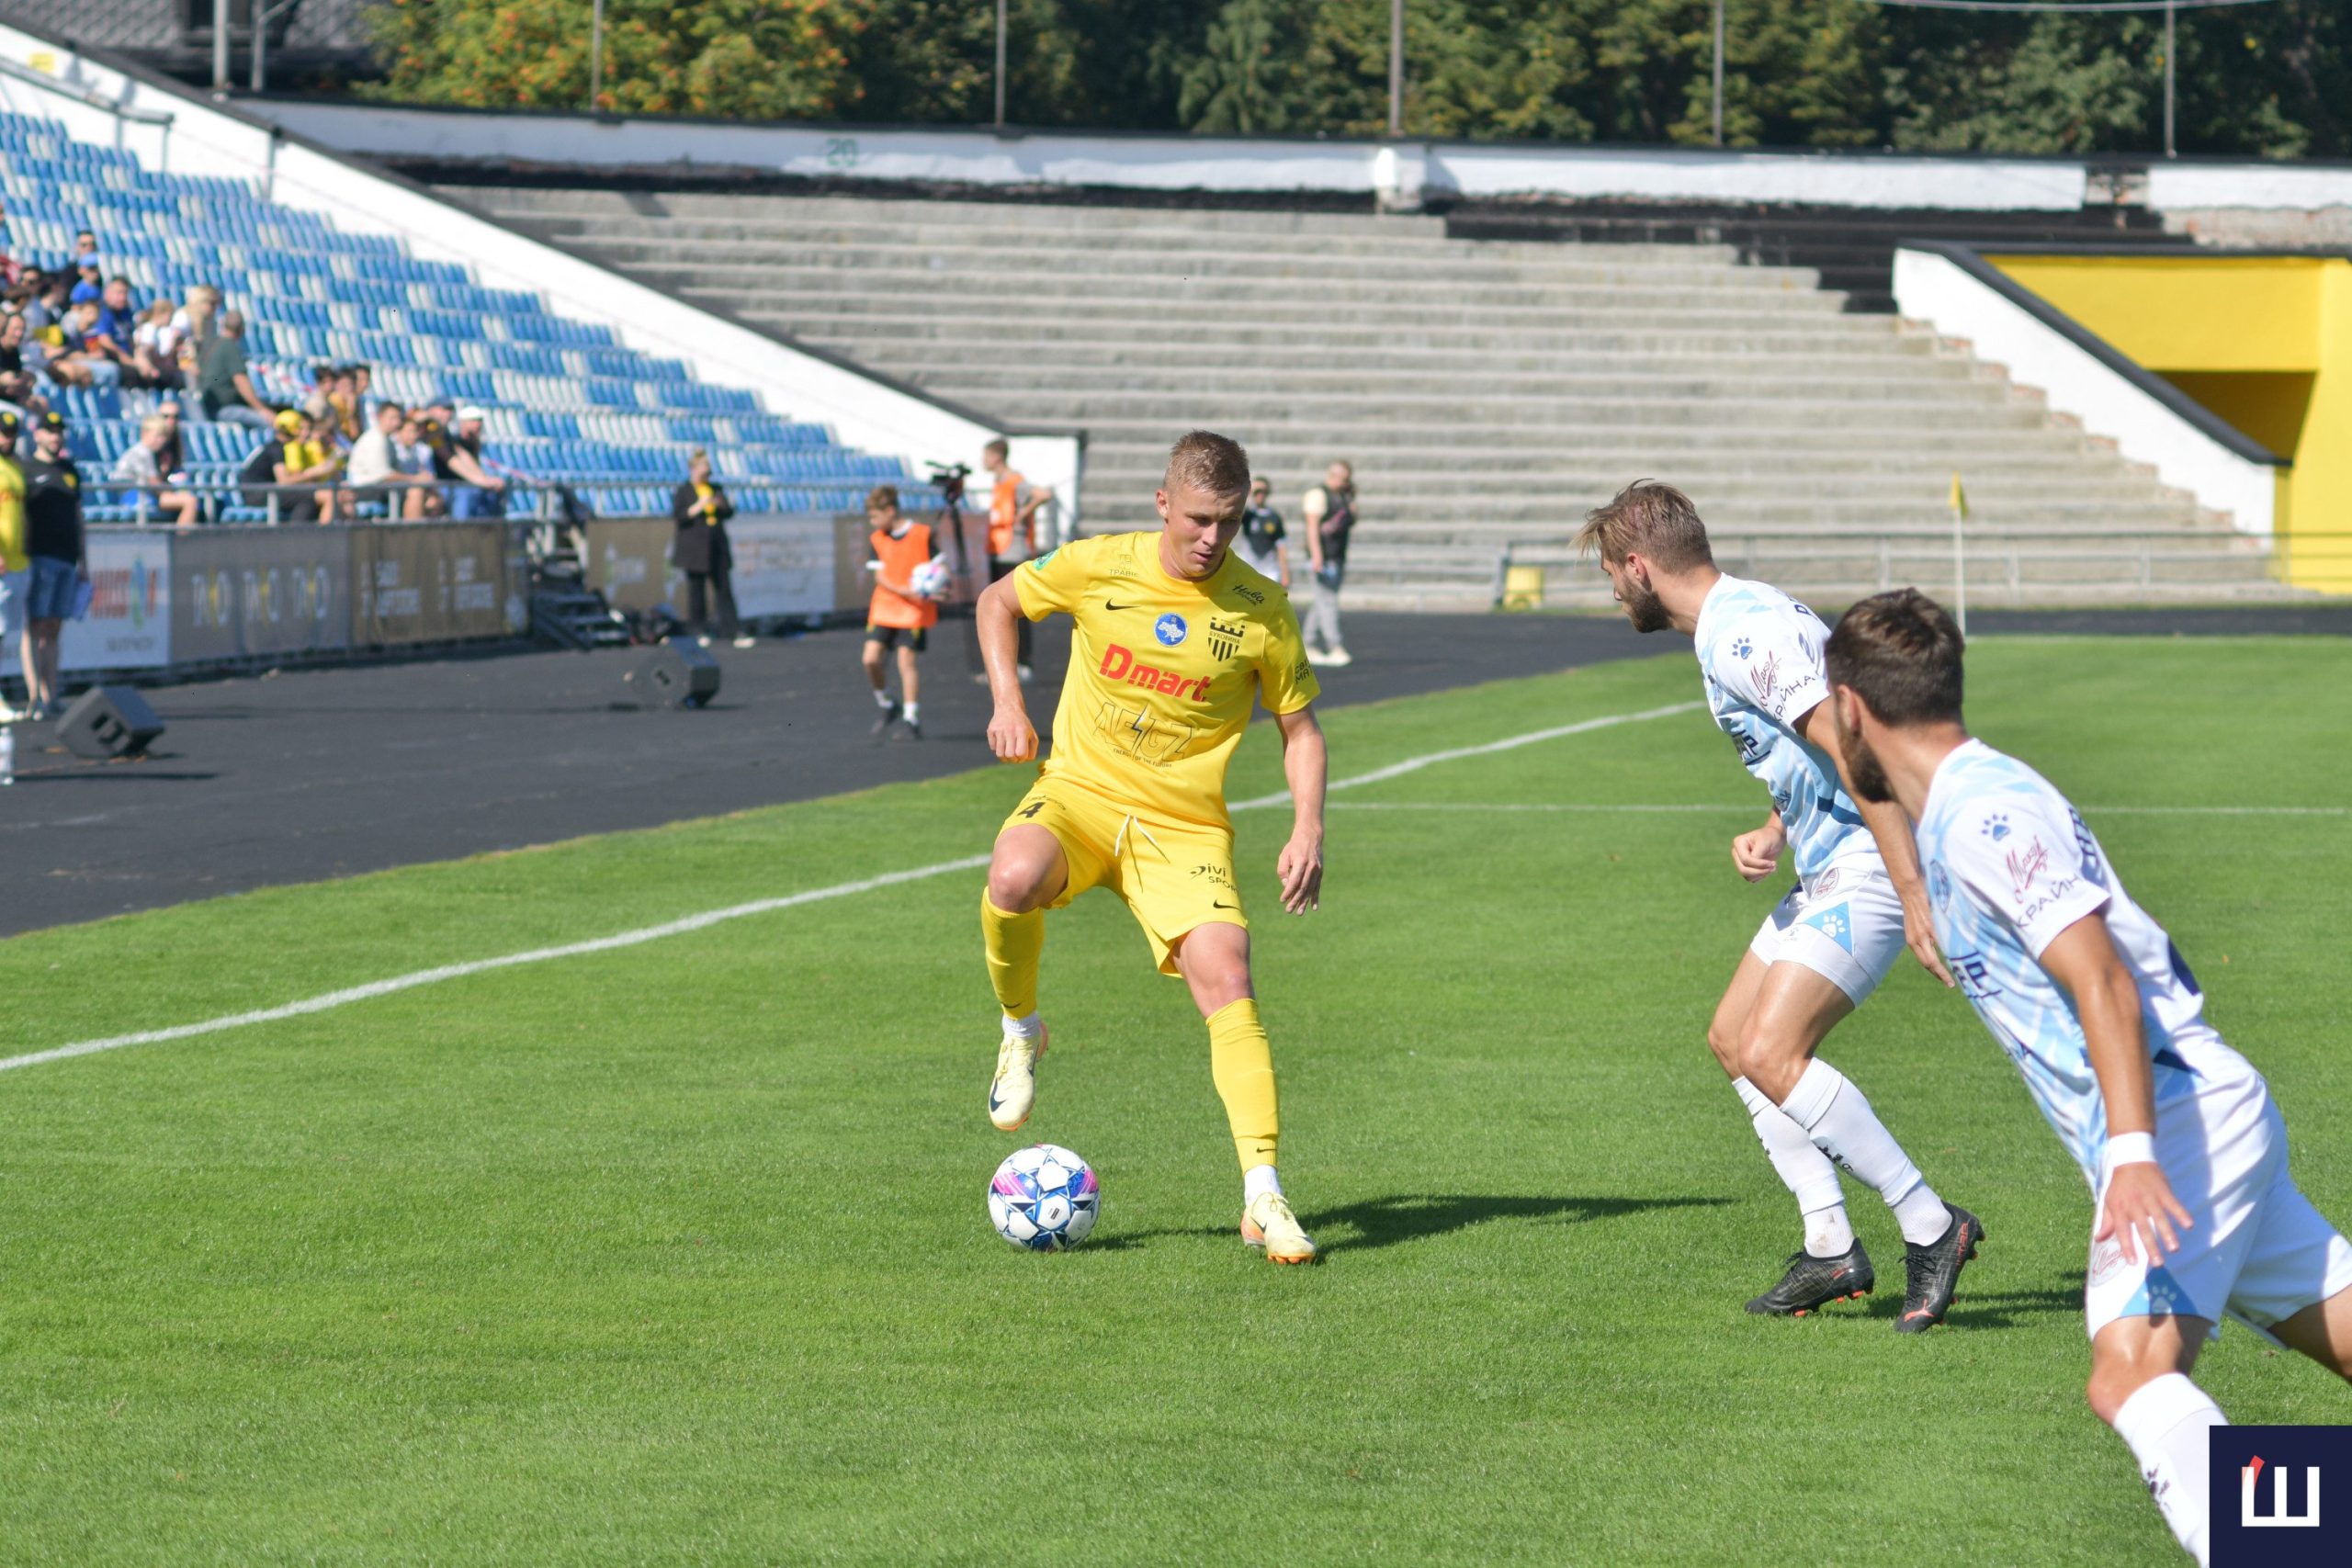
[909,558,952,601]
[989,1144,1100,1251]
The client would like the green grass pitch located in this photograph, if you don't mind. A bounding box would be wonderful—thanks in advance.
[3,637,2347,1563]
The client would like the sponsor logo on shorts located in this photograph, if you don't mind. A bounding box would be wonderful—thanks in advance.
[1098,642,1211,701]
[1154,613,1187,647]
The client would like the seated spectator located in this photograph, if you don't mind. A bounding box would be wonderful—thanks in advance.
[197,311,277,430]
[70,259,102,307]
[89,278,173,389]
[445,405,510,519]
[241,410,329,523]
[395,412,445,517]
[72,229,98,271]
[348,399,436,520]
[174,284,220,380]
[110,414,200,529]
[50,300,119,389]
[288,410,352,521]
[0,310,48,413]
[135,298,185,376]
[21,272,66,338]
[153,398,187,477]
[0,195,17,287]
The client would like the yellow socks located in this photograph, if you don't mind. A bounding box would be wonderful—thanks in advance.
[980,891,1044,1021]
[1207,997,1280,1169]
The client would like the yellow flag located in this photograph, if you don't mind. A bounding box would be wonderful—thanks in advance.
[1949,472,1969,519]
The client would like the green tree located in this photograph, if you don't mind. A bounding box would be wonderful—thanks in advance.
[363,0,854,118]
[1180,0,1305,134]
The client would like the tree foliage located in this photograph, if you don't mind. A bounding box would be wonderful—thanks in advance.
[362,0,2352,159]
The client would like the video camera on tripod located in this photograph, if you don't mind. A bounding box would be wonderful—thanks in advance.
[925,461,972,505]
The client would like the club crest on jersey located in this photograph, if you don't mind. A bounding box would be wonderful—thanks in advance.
[1155,613,1187,647]
[1208,617,1245,660]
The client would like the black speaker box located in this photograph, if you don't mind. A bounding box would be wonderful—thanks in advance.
[58,685,166,759]
[626,637,721,710]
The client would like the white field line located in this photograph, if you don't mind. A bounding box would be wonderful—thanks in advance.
[1327,802,2349,817]
[6,699,1710,1075]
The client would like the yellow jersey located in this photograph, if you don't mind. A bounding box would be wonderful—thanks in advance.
[0,456,25,574]
[1014,530,1317,829]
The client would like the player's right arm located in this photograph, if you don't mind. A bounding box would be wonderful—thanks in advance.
[978,570,1036,761]
[2039,912,2193,1265]
[1731,810,1785,883]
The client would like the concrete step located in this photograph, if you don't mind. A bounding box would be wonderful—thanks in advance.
[545,232,1812,291]
[1003,415,2097,454]
[645,265,1849,312]
[911,362,1989,399]
[1075,499,2209,533]
[781,316,1921,355]
[725,294,1860,333]
[928,392,2050,431]
[1074,461,2164,501]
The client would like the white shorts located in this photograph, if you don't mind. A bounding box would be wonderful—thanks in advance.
[1747,858,1906,1006]
[2086,1074,2352,1341]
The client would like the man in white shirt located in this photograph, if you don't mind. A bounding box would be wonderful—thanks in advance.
[347,400,433,520]
[109,415,198,528]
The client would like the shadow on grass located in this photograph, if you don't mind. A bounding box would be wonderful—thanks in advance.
[1088,1192,1731,1254]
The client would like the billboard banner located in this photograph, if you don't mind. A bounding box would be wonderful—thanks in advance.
[61,528,173,671]
[583,518,679,613]
[349,524,524,646]
[729,514,836,621]
[172,527,350,661]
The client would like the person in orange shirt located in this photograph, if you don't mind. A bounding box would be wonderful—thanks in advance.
[863,484,945,739]
[980,438,1053,684]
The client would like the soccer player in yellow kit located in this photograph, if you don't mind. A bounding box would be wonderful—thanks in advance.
[976,431,1329,1264]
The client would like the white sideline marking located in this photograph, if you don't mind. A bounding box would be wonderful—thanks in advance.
[1227,700,1705,811]
[1328,801,2349,818]
[5,700,1710,1074]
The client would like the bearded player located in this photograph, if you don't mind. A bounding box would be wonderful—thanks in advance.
[976,431,1327,1265]
[1577,481,1981,1326]
[1826,590,2352,1565]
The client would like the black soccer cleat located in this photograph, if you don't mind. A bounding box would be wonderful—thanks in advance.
[1895,1204,1984,1334]
[897,716,922,741]
[870,700,901,735]
[1746,1242,1875,1316]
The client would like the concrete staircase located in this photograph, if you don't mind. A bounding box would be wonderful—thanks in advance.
[457,187,2300,609]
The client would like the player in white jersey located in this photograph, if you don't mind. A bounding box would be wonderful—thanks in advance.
[1577,483,1982,1327]
[1823,589,2352,1565]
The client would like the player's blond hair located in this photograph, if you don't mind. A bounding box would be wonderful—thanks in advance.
[1576,480,1714,571]
[1164,430,1251,498]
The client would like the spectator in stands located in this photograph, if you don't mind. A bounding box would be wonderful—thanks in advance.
[670,447,744,647]
[135,298,185,379]
[0,310,48,415]
[242,409,336,524]
[289,410,353,522]
[111,415,199,530]
[18,411,84,720]
[53,300,119,389]
[198,311,276,430]
[393,412,444,518]
[326,367,363,440]
[349,400,435,521]
[72,231,98,271]
[444,406,508,519]
[1238,476,1290,586]
[92,278,172,389]
[175,284,220,379]
[153,399,187,478]
[70,259,102,307]
[1300,458,1356,667]
[980,437,1051,682]
[0,196,17,287]
[22,272,67,341]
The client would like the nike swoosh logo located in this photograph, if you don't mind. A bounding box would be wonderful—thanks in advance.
[1212,900,1238,909]
[1105,600,1132,611]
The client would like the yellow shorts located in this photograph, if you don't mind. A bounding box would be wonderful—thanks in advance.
[1000,779,1246,976]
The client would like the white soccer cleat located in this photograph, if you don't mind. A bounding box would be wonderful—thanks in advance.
[988,1022,1047,1133]
[1240,1191,1318,1265]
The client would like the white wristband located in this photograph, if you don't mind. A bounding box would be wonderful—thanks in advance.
[2104,1132,2157,1179]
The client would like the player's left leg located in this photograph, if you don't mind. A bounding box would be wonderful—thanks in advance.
[897,639,922,737]
[1170,920,1315,1265]
[862,630,899,732]
[1742,872,1979,1331]
[2087,1314,2221,1567]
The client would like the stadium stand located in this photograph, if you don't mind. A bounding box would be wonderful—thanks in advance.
[466,188,2297,609]
[0,107,937,525]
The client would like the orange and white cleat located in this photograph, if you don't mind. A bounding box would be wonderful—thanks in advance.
[1240,1191,1318,1265]
[988,1022,1046,1133]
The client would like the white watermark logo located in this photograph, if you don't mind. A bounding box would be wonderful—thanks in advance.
[2241,1455,2321,1529]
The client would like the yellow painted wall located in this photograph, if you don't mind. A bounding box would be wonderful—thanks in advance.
[1985,253,2352,592]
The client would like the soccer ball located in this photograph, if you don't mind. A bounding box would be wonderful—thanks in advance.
[989,1144,1100,1251]
[909,558,952,601]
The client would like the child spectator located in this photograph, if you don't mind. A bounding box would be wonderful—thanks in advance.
[110,415,200,529]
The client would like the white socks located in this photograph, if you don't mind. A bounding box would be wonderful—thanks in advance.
[904,701,921,725]
[872,687,894,709]
[1778,1060,1953,1248]
[1243,1164,1283,1204]
[1734,1077,1855,1255]
[1001,1011,1042,1042]
[2113,1372,2224,1566]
